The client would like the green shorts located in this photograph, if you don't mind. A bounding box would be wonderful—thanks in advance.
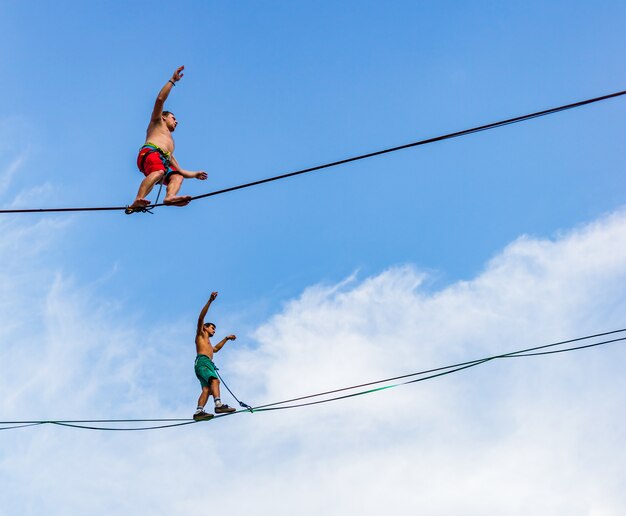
[195,354,218,388]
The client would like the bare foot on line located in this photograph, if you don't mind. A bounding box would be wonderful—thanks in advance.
[129,198,151,209]
[164,195,192,207]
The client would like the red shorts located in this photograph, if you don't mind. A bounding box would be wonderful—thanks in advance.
[137,147,180,185]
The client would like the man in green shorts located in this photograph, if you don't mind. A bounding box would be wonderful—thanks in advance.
[193,291,238,420]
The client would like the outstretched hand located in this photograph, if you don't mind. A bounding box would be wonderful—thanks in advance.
[195,171,208,180]
[171,65,184,83]
[209,291,218,301]
[226,335,237,341]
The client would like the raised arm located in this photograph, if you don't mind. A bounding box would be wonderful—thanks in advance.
[197,291,218,334]
[150,65,185,123]
[214,334,236,353]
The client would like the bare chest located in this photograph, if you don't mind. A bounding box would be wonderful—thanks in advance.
[195,333,214,358]
[145,125,175,154]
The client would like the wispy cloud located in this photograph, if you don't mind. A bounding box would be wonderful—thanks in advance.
[0,116,56,207]
[0,155,25,198]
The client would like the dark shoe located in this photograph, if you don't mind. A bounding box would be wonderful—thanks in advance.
[215,404,236,414]
[193,411,214,421]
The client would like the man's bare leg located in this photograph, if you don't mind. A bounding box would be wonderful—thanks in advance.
[130,171,165,208]
[209,377,222,401]
[197,386,210,409]
[194,385,214,420]
[163,173,192,207]
[209,378,236,413]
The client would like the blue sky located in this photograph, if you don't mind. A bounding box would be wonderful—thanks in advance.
[2,1,626,514]
[4,0,626,322]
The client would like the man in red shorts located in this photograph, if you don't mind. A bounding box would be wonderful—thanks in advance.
[127,65,207,212]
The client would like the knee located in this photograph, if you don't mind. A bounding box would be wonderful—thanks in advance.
[169,173,183,185]
[148,170,165,182]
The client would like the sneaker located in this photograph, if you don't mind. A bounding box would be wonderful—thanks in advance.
[215,404,236,414]
[193,411,214,421]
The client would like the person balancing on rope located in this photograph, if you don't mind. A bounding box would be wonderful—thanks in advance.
[193,291,238,420]
[126,65,207,213]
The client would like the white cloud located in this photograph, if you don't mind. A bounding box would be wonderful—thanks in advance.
[0,155,25,198]
[0,116,57,209]
[1,209,626,515]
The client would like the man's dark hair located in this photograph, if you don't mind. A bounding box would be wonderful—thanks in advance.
[162,110,174,118]
[204,322,216,329]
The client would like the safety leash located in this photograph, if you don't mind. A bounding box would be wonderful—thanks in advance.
[215,367,254,412]
[152,177,165,207]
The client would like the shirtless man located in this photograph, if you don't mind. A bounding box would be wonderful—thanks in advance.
[193,291,238,420]
[127,65,207,212]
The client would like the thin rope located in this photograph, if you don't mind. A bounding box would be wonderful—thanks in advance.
[253,359,495,412]
[251,328,626,411]
[0,422,46,431]
[1,89,625,215]
[252,335,626,413]
[49,420,198,431]
[1,328,623,430]
[214,367,254,412]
